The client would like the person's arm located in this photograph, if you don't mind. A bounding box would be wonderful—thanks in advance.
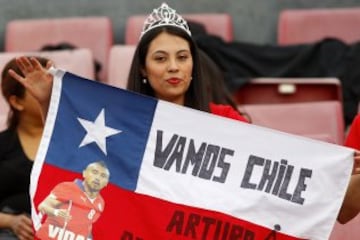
[8,56,54,121]
[337,151,360,224]
[338,174,360,223]
[38,194,71,221]
[0,212,33,240]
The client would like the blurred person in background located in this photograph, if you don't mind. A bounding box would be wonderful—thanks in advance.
[0,57,51,240]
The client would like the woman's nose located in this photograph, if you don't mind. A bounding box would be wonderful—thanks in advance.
[168,58,179,72]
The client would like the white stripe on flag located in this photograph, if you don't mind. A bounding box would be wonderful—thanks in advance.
[137,100,353,240]
[30,69,65,230]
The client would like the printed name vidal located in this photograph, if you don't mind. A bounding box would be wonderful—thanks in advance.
[153,130,235,183]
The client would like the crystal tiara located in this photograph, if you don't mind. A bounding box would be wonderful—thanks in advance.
[140,3,192,39]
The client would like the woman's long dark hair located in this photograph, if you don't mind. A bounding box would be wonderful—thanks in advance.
[1,56,48,129]
[198,49,252,122]
[127,26,210,112]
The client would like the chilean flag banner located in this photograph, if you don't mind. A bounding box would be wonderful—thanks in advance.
[30,70,353,240]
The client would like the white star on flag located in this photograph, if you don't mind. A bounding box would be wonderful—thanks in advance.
[77,108,121,155]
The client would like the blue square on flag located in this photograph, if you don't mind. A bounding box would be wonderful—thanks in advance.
[45,72,157,190]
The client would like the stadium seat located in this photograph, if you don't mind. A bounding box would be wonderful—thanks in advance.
[125,13,233,45]
[0,49,95,130]
[234,77,342,105]
[107,45,136,89]
[330,215,360,240]
[4,16,113,82]
[239,101,345,145]
[278,8,360,45]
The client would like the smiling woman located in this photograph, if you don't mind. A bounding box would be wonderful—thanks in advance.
[126,3,248,123]
[141,31,193,105]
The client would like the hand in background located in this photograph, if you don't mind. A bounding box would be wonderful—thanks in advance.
[8,56,54,120]
[9,214,33,240]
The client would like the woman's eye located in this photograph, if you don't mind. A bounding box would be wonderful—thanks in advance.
[154,56,166,62]
[178,55,188,61]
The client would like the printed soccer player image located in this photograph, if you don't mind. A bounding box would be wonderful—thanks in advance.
[35,161,110,240]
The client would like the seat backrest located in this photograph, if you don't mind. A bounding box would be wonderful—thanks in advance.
[107,45,136,89]
[330,215,360,240]
[234,77,342,105]
[4,17,113,82]
[278,8,360,45]
[0,49,95,131]
[125,13,233,45]
[239,101,345,145]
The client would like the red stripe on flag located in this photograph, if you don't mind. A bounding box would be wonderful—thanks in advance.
[33,164,81,212]
[33,164,304,240]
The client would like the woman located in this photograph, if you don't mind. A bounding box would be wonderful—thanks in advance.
[0,57,49,240]
[8,2,360,227]
[127,3,248,122]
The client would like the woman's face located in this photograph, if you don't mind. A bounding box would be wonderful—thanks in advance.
[10,90,43,121]
[142,31,193,105]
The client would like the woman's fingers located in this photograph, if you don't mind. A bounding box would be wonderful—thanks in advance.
[16,56,34,74]
[46,60,54,69]
[30,56,45,70]
[8,68,25,84]
[353,151,360,175]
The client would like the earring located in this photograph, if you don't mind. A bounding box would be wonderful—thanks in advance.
[142,78,147,84]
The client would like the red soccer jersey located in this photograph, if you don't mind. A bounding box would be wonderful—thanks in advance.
[36,179,105,239]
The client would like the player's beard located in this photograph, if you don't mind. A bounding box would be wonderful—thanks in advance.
[85,181,101,195]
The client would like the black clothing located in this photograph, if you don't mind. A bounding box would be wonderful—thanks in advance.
[195,35,360,126]
[0,128,33,214]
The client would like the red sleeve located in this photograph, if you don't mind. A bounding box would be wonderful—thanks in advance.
[51,182,77,202]
[345,114,360,149]
[209,103,249,123]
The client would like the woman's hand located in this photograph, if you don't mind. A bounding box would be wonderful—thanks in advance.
[9,214,34,240]
[8,56,54,120]
[353,150,360,175]
[337,151,360,224]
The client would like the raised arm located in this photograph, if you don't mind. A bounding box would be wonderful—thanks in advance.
[8,56,54,120]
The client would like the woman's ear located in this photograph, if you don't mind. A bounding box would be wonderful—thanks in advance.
[8,95,24,111]
[140,67,147,78]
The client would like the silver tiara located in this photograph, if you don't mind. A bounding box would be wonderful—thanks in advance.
[140,3,192,39]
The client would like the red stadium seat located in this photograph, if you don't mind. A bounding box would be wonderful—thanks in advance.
[234,77,342,105]
[4,17,113,82]
[278,8,360,45]
[125,13,233,45]
[107,45,136,89]
[330,215,360,240]
[0,49,95,131]
[239,101,345,145]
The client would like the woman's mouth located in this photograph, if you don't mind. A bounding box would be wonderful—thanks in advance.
[166,78,181,85]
